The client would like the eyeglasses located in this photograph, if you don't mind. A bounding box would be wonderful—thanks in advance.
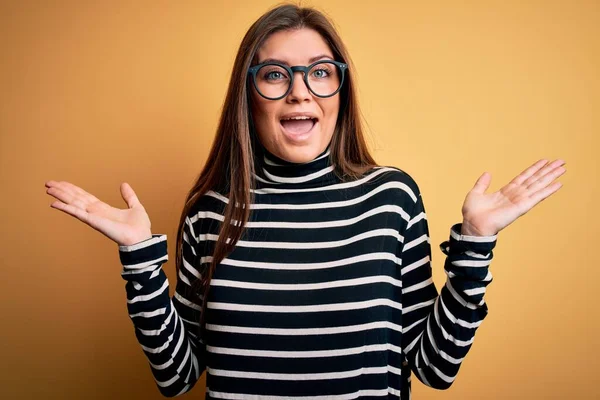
[248,60,348,100]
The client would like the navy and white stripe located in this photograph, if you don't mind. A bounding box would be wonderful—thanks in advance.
[119,143,497,398]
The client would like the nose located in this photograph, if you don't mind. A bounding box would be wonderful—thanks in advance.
[286,71,311,103]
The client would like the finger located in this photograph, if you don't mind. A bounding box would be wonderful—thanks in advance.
[51,198,113,235]
[59,181,101,203]
[50,200,91,225]
[471,172,492,194]
[522,159,565,187]
[527,165,566,192]
[510,159,549,186]
[46,180,83,195]
[47,186,88,210]
[524,181,563,209]
[121,182,141,209]
[46,180,100,204]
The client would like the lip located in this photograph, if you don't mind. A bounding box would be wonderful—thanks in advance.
[280,119,318,143]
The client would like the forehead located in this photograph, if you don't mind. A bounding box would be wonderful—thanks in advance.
[256,28,333,64]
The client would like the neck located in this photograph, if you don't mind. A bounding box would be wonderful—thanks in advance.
[253,142,337,189]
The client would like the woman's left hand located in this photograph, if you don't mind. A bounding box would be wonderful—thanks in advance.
[460,159,566,237]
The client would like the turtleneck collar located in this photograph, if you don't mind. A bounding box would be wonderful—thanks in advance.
[253,141,337,189]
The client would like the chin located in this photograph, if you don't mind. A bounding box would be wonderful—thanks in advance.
[278,141,325,163]
[258,122,331,163]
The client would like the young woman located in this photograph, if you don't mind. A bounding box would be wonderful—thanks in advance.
[45,4,565,399]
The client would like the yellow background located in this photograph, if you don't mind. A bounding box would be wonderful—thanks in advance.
[1,0,598,399]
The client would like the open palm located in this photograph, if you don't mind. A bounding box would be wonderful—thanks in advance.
[461,159,566,237]
[45,181,152,246]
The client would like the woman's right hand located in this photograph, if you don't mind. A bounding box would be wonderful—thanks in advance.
[45,181,153,247]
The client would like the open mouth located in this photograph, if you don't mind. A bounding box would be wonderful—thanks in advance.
[280,116,318,141]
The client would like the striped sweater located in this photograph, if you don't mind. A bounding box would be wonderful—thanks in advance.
[118,144,498,399]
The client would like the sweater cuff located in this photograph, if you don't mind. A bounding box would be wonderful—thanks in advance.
[439,223,497,256]
[118,234,168,269]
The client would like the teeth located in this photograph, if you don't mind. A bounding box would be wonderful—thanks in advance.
[282,116,312,121]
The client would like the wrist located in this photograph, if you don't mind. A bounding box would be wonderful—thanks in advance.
[460,221,497,237]
[120,232,153,247]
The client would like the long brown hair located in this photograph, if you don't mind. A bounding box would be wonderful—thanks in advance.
[174,3,379,335]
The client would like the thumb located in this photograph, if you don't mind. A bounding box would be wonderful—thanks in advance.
[120,182,142,209]
[471,172,492,194]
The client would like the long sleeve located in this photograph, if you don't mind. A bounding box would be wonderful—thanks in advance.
[118,216,207,397]
[400,187,497,390]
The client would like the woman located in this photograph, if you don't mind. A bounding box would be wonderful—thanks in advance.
[44,4,566,399]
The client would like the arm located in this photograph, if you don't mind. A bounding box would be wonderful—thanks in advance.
[118,216,206,397]
[400,188,497,389]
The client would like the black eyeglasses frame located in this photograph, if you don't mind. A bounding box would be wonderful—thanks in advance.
[248,59,348,100]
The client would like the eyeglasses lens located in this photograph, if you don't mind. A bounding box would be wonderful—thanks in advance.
[255,62,341,99]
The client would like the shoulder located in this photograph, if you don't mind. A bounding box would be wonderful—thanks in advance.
[362,165,422,205]
[185,189,227,233]
[188,189,227,214]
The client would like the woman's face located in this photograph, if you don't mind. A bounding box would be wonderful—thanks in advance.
[250,28,340,163]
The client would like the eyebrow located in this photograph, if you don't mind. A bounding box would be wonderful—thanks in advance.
[258,54,334,65]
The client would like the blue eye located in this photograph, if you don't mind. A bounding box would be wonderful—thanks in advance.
[266,71,283,80]
[312,68,331,79]
[262,68,289,82]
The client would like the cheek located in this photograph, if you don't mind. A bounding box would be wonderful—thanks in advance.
[260,109,280,130]
[251,100,283,141]
[252,98,277,126]
[321,98,340,127]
